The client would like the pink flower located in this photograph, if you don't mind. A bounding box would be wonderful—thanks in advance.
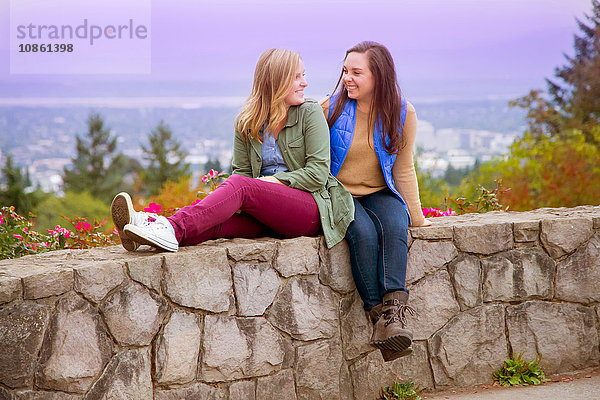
[0,214,3,224]
[113,228,119,235]
[191,199,201,206]
[208,169,218,178]
[49,225,73,237]
[201,175,209,183]
[144,202,162,213]
[75,221,92,232]
[23,227,28,233]
[13,233,23,240]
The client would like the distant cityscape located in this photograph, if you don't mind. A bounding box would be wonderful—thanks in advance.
[0,97,526,194]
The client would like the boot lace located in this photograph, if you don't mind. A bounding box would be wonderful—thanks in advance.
[384,302,416,328]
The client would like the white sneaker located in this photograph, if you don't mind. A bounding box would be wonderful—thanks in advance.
[123,215,179,252]
[111,192,140,251]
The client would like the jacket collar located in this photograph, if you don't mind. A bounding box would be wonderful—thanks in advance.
[284,104,299,128]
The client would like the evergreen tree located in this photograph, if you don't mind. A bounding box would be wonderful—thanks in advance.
[0,154,43,214]
[511,0,600,143]
[140,121,190,195]
[203,157,222,174]
[62,113,130,204]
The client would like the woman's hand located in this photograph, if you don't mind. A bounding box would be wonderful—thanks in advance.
[257,176,284,185]
[412,218,433,227]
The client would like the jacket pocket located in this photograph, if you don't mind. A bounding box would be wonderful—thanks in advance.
[326,178,350,225]
[288,136,305,148]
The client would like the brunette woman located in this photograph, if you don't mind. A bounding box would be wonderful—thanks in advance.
[322,41,431,362]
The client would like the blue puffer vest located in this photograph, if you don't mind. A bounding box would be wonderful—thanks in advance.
[328,94,411,223]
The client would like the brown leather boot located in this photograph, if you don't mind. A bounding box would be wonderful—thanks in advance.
[367,302,413,361]
[372,291,415,354]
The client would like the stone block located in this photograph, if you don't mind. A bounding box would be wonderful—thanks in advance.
[454,223,513,254]
[555,234,600,304]
[0,276,22,305]
[163,248,233,312]
[23,269,73,299]
[340,292,372,360]
[448,254,482,310]
[349,342,433,399]
[408,270,460,340]
[318,238,355,294]
[155,383,226,399]
[126,255,163,292]
[36,293,112,394]
[482,248,555,302]
[266,276,338,341]
[200,315,292,382]
[410,225,453,240]
[428,305,507,388]
[540,218,593,258]
[0,302,49,388]
[295,339,347,400]
[155,310,201,385]
[229,380,255,400]
[407,240,458,284]
[224,238,277,262]
[83,349,153,400]
[513,220,540,242]
[256,369,297,400]
[232,262,280,316]
[100,282,169,346]
[275,237,320,277]
[14,391,81,399]
[73,261,125,303]
[507,301,600,374]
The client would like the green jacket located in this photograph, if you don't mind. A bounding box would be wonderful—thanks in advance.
[231,98,354,248]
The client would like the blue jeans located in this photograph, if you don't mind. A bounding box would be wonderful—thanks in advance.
[345,188,409,311]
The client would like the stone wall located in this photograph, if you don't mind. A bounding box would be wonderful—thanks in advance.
[0,205,599,400]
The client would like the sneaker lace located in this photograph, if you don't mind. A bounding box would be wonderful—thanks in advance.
[384,302,417,328]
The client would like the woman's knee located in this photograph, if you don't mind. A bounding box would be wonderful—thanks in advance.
[345,218,378,244]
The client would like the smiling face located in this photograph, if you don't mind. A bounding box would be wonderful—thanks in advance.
[343,52,375,105]
[283,59,308,108]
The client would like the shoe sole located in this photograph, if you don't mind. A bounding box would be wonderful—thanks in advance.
[374,334,413,352]
[111,192,139,251]
[124,224,178,252]
[381,346,413,362]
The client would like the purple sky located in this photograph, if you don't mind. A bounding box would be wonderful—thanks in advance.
[0,0,594,99]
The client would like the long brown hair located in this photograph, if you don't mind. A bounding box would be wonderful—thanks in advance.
[236,49,301,141]
[327,41,405,154]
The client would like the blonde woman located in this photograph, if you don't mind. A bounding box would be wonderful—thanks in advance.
[111,49,353,252]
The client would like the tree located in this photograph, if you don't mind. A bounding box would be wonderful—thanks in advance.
[511,0,600,143]
[62,113,131,204]
[0,154,44,215]
[140,121,190,195]
[203,157,222,174]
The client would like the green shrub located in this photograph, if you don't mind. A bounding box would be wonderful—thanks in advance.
[492,351,549,387]
[379,379,421,400]
[34,191,111,233]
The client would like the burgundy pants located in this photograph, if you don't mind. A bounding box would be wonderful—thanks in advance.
[168,174,321,246]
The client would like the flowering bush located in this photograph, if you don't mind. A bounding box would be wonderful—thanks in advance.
[0,206,56,259]
[200,169,229,193]
[422,207,457,218]
[0,206,119,260]
[447,179,509,214]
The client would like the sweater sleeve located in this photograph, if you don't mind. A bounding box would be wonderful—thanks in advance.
[392,102,427,226]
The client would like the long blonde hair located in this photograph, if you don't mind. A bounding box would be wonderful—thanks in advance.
[236,49,301,141]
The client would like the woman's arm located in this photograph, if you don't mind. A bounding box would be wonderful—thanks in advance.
[231,129,253,178]
[392,102,430,226]
[274,102,330,192]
